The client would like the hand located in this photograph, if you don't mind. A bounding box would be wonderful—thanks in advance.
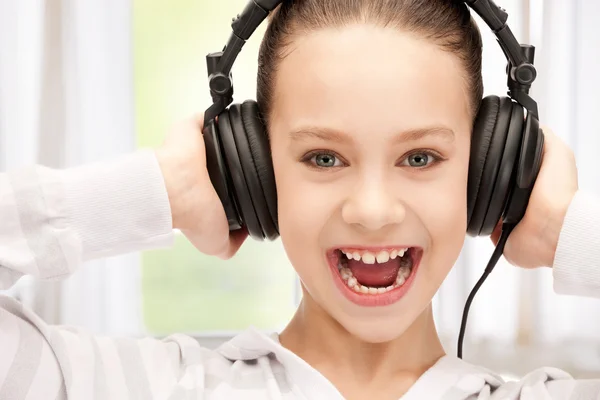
[491,127,578,268]
[155,114,248,259]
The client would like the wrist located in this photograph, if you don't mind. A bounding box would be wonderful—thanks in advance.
[542,193,575,267]
[155,148,185,230]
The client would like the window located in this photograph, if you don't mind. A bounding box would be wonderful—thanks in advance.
[133,0,298,336]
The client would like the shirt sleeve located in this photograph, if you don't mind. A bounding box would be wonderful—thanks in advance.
[0,150,202,399]
[0,294,210,400]
[0,149,174,289]
[552,190,600,298]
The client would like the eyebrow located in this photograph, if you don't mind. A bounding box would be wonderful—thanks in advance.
[289,126,455,144]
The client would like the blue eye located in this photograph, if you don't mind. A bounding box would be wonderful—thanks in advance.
[302,151,344,169]
[400,151,441,168]
[314,153,339,167]
[408,153,430,167]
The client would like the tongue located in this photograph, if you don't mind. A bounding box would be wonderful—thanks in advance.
[347,259,400,287]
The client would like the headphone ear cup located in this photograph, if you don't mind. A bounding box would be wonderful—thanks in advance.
[502,112,544,226]
[228,102,279,240]
[479,102,524,235]
[467,96,517,236]
[216,107,264,239]
[240,101,279,239]
[467,96,501,234]
[203,118,242,230]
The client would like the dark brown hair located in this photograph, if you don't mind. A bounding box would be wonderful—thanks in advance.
[257,0,483,125]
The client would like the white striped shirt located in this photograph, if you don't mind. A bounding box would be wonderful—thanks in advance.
[1,149,600,399]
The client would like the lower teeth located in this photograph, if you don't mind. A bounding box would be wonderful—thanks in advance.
[338,258,413,294]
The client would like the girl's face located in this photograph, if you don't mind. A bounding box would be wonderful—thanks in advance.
[269,24,473,343]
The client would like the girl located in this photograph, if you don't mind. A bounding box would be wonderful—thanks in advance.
[0,0,596,399]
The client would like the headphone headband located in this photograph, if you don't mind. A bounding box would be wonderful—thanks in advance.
[204,0,538,125]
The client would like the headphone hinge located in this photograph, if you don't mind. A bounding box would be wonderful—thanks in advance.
[507,45,536,89]
[506,44,538,118]
[204,52,234,126]
[509,91,539,119]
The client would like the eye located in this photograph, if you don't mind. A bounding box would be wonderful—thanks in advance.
[301,151,345,169]
[407,153,430,167]
[399,150,443,169]
[314,153,340,167]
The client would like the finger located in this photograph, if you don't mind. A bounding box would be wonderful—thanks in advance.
[539,125,555,138]
[217,227,249,260]
[194,112,206,126]
[539,125,556,156]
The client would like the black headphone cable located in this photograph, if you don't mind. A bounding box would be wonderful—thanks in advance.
[457,223,516,359]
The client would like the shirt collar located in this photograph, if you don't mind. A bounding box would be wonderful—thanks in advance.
[215,325,280,360]
[216,326,345,399]
[215,326,505,399]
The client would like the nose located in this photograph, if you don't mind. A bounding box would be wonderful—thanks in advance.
[341,174,406,231]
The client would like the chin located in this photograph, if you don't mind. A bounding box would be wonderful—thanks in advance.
[332,297,424,340]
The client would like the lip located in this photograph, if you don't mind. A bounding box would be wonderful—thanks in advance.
[326,247,423,307]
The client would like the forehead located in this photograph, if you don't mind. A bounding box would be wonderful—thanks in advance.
[270,24,472,138]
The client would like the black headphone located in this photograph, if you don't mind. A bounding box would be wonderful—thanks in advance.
[202,0,544,359]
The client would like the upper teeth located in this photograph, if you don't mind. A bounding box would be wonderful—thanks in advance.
[340,248,407,264]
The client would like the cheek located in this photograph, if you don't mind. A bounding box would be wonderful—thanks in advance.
[273,163,331,240]
[415,157,470,281]
[270,143,334,274]
[419,170,468,235]
[270,133,344,244]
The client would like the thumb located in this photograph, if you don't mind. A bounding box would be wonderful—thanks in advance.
[216,227,249,260]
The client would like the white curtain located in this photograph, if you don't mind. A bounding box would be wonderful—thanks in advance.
[0,0,142,335]
[434,0,600,374]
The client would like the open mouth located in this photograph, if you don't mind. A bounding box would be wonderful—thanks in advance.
[327,246,422,306]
